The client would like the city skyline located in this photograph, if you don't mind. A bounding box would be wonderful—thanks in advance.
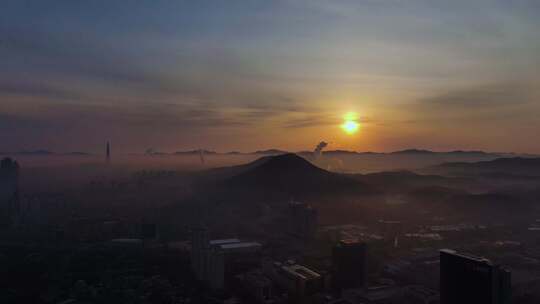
[2,2,540,302]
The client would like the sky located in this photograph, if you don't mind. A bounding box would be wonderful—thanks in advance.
[1,0,539,153]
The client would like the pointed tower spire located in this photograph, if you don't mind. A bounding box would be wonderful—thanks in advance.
[106,141,111,163]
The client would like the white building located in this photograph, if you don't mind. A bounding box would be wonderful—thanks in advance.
[190,228,262,290]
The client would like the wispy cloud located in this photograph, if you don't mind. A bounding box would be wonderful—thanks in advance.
[0,82,79,100]
[282,113,338,129]
[420,83,533,108]
[0,26,165,91]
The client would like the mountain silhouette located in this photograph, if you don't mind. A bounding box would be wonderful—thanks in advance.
[391,149,436,155]
[174,149,217,155]
[224,153,377,198]
[202,155,273,180]
[0,150,54,156]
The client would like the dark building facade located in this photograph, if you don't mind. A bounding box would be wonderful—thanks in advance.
[288,201,318,239]
[332,239,367,291]
[440,249,511,304]
[0,157,20,227]
[106,141,111,163]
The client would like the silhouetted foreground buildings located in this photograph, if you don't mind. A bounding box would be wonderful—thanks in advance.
[440,249,511,304]
[5,147,540,304]
[0,159,521,304]
[263,259,324,303]
[187,224,520,304]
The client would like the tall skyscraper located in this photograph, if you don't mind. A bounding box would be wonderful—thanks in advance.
[440,249,511,304]
[190,226,210,281]
[106,141,111,163]
[332,239,368,291]
[288,201,318,239]
[0,157,20,226]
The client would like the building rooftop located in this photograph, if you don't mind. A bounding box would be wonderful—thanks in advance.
[220,241,262,250]
[210,238,241,245]
[440,249,493,265]
[282,264,321,280]
[338,239,366,246]
[111,238,142,244]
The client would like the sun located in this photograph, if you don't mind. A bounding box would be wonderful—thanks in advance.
[341,112,359,135]
[342,120,359,134]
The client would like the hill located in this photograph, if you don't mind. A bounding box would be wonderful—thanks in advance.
[224,153,377,198]
[201,155,273,180]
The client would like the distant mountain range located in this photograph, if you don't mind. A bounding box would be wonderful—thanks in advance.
[166,149,538,161]
[251,149,289,155]
[173,149,217,155]
[0,150,92,156]
[433,157,540,177]
[2,148,533,158]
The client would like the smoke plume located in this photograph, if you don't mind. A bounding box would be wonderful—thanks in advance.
[314,141,328,158]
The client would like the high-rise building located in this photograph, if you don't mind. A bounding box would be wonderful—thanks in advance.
[288,201,318,239]
[332,239,368,291]
[141,223,158,239]
[235,270,273,304]
[263,259,323,302]
[440,249,511,304]
[0,157,20,226]
[190,226,210,281]
[106,141,111,163]
[190,228,262,290]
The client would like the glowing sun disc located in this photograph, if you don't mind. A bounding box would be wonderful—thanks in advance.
[341,120,359,134]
